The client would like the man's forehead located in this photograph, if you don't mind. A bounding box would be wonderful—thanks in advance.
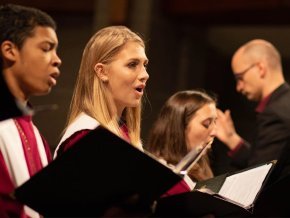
[27,26,58,43]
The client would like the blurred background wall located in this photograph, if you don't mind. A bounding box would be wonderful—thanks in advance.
[2,0,290,160]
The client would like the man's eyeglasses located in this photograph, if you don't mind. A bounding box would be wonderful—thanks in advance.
[234,63,257,81]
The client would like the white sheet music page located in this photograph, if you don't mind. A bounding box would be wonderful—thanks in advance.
[218,163,272,208]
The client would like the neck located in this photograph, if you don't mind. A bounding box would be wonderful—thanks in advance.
[3,70,28,102]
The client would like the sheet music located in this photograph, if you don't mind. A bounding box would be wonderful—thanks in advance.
[218,163,272,208]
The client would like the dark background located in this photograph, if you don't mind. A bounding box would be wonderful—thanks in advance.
[2,0,290,171]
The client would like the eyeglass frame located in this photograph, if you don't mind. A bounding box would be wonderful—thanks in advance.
[234,63,258,81]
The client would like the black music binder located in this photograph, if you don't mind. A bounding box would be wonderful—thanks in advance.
[154,161,276,217]
[154,189,251,217]
[253,172,290,216]
[14,126,182,217]
[253,139,290,216]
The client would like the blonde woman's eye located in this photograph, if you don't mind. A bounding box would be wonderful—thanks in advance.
[128,62,138,68]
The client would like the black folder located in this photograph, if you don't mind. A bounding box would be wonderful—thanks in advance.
[154,190,251,217]
[14,126,182,217]
[253,172,290,216]
[154,161,276,217]
[253,139,290,216]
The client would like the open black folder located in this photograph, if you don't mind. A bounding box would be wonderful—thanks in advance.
[154,161,276,217]
[252,139,290,217]
[14,126,182,217]
[253,172,290,216]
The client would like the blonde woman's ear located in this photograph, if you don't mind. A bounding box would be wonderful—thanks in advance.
[94,63,108,82]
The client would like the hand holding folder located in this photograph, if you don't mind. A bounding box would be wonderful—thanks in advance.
[196,161,274,209]
[154,160,277,217]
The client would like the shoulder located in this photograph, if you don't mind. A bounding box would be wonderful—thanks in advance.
[59,113,100,145]
[271,83,290,101]
[56,129,91,156]
[0,119,15,131]
[0,119,18,142]
[54,113,99,158]
[262,84,290,127]
[267,83,290,110]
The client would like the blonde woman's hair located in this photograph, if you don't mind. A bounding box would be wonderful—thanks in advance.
[66,26,145,148]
